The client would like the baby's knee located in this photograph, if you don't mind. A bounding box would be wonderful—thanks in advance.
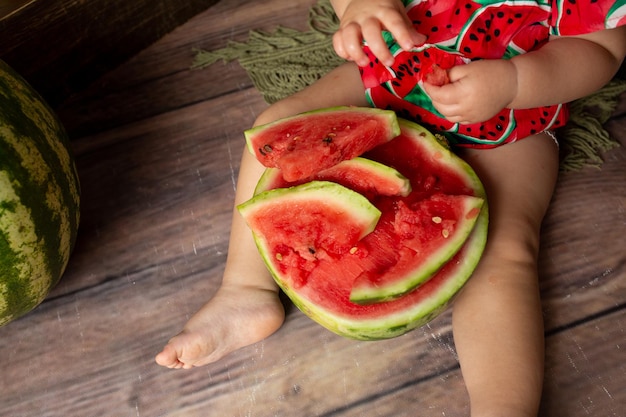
[485,228,541,272]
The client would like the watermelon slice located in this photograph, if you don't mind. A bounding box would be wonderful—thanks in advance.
[240,111,488,340]
[349,193,484,303]
[238,181,381,288]
[244,107,400,182]
[256,157,412,200]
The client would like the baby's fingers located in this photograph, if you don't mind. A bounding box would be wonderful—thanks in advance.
[383,13,426,52]
[333,23,369,65]
[333,19,395,66]
[423,83,467,122]
[361,19,395,66]
[423,82,457,105]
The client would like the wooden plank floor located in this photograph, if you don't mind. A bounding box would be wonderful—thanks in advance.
[1,0,625,415]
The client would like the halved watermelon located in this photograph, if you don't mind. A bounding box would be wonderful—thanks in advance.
[240,111,488,340]
[244,106,400,182]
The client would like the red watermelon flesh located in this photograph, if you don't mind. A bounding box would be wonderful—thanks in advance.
[244,107,400,182]
[256,157,412,201]
[348,193,484,303]
[301,212,487,339]
[238,181,382,289]
[246,116,488,339]
[423,64,450,86]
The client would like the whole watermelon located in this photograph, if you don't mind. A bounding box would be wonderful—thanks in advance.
[0,60,80,326]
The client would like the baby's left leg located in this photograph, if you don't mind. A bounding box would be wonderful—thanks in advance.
[452,133,560,417]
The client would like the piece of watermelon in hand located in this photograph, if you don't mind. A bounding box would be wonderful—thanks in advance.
[423,64,450,86]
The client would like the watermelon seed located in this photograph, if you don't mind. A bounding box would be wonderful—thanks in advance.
[350,247,358,254]
[308,247,316,255]
[432,216,442,224]
[259,144,273,156]
[276,253,283,261]
[442,229,450,238]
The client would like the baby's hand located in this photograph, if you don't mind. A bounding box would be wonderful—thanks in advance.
[423,59,518,124]
[332,0,426,66]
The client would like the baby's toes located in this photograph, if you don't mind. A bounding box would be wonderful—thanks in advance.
[155,344,184,368]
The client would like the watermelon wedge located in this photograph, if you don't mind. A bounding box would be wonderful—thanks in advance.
[349,193,484,304]
[240,111,488,340]
[256,156,412,199]
[238,181,381,288]
[244,107,400,182]
[294,211,487,340]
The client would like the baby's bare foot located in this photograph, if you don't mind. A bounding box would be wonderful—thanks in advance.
[155,284,285,369]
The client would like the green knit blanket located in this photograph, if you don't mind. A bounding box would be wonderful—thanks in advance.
[193,0,626,171]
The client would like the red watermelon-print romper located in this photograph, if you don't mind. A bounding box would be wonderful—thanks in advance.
[360,0,626,148]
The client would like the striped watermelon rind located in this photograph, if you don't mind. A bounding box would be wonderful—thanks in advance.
[0,60,80,326]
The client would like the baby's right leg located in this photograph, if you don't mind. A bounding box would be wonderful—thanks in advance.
[156,63,367,369]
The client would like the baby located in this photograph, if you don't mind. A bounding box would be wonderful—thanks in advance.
[157,1,626,415]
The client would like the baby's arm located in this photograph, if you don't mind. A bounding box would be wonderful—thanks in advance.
[425,26,626,124]
[330,0,425,66]
[509,28,626,108]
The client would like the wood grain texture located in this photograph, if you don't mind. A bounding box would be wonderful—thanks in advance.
[0,0,31,18]
[0,0,219,106]
[0,0,624,415]
[55,0,316,138]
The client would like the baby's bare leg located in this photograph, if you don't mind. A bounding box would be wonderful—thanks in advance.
[453,134,559,416]
[156,63,367,369]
